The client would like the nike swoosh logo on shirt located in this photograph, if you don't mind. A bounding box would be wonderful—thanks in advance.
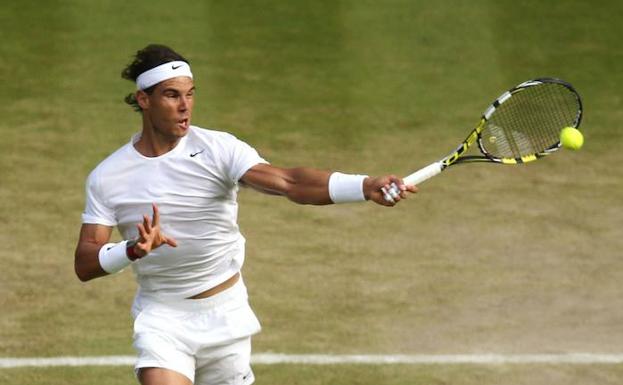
[190,149,205,157]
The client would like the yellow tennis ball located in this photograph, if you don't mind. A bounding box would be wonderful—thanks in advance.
[560,126,584,150]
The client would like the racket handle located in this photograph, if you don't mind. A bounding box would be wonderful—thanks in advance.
[383,162,443,203]
[402,161,443,186]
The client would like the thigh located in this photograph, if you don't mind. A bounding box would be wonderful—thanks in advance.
[138,367,193,385]
[195,336,255,385]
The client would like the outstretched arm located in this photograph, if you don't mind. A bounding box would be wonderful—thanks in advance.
[240,163,417,206]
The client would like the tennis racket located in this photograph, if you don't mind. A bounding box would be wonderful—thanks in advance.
[383,77,583,202]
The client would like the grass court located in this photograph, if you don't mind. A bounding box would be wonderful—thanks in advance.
[1,1,622,384]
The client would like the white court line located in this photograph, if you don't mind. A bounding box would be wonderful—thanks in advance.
[2,354,623,368]
[253,353,623,365]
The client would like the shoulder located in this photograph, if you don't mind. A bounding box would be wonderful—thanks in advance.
[187,126,257,156]
[188,125,241,145]
[87,141,134,181]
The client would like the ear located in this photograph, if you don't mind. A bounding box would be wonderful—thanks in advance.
[136,90,150,110]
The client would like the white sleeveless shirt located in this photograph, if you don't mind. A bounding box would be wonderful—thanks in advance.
[82,126,267,299]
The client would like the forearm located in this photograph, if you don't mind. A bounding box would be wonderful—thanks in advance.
[75,239,142,282]
[282,167,334,205]
[74,241,109,282]
[74,223,135,282]
[283,168,372,205]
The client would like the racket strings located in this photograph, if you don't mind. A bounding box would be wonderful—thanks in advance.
[481,82,580,160]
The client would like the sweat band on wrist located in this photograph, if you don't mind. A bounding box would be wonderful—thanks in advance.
[136,61,193,90]
[328,172,368,203]
[98,241,132,274]
[126,239,140,261]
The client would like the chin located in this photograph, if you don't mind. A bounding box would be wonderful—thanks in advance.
[177,126,190,136]
[168,123,189,137]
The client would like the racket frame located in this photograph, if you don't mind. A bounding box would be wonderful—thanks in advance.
[384,78,582,200]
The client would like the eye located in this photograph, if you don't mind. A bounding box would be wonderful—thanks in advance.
[162,90,179,98]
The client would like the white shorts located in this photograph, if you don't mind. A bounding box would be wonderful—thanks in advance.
[132,279,262,384]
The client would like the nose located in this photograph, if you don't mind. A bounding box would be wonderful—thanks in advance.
[178,95,190,111]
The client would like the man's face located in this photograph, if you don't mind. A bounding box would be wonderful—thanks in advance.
[139,76,195,140]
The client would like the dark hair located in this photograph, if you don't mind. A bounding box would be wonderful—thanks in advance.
[121,44,189,111]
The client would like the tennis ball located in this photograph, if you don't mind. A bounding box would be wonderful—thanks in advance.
[560,126,584,150]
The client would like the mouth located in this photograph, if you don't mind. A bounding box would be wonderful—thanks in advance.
[177,118,190,130]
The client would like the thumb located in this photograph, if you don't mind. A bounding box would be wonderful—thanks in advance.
[164,235,178,248]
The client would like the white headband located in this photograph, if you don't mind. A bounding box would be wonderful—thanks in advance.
[136,61,193,90]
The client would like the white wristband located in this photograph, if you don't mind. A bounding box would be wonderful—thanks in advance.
[328,172,368,203]
[98,241,132,274]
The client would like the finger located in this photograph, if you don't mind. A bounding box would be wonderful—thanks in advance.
[386,175,402,186]
[164,235,178,248]
[384,197,396,207]
[137,223,148,240]
[381,187,395,204]
[385,181,404,197]
[379,190,396,207]
[143,215,152,233]
[152,203,160,227]
[388,186,400,200]
[400,184,418,198]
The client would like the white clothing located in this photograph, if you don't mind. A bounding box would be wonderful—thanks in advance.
[81,126,268,299]
[133,279,260,384]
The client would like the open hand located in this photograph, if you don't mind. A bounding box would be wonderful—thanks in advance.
[132,203,178,258]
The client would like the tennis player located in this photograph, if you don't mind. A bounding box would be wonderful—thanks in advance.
[74,44,416,385]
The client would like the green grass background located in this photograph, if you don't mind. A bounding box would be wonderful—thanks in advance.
[1,0,622,384]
